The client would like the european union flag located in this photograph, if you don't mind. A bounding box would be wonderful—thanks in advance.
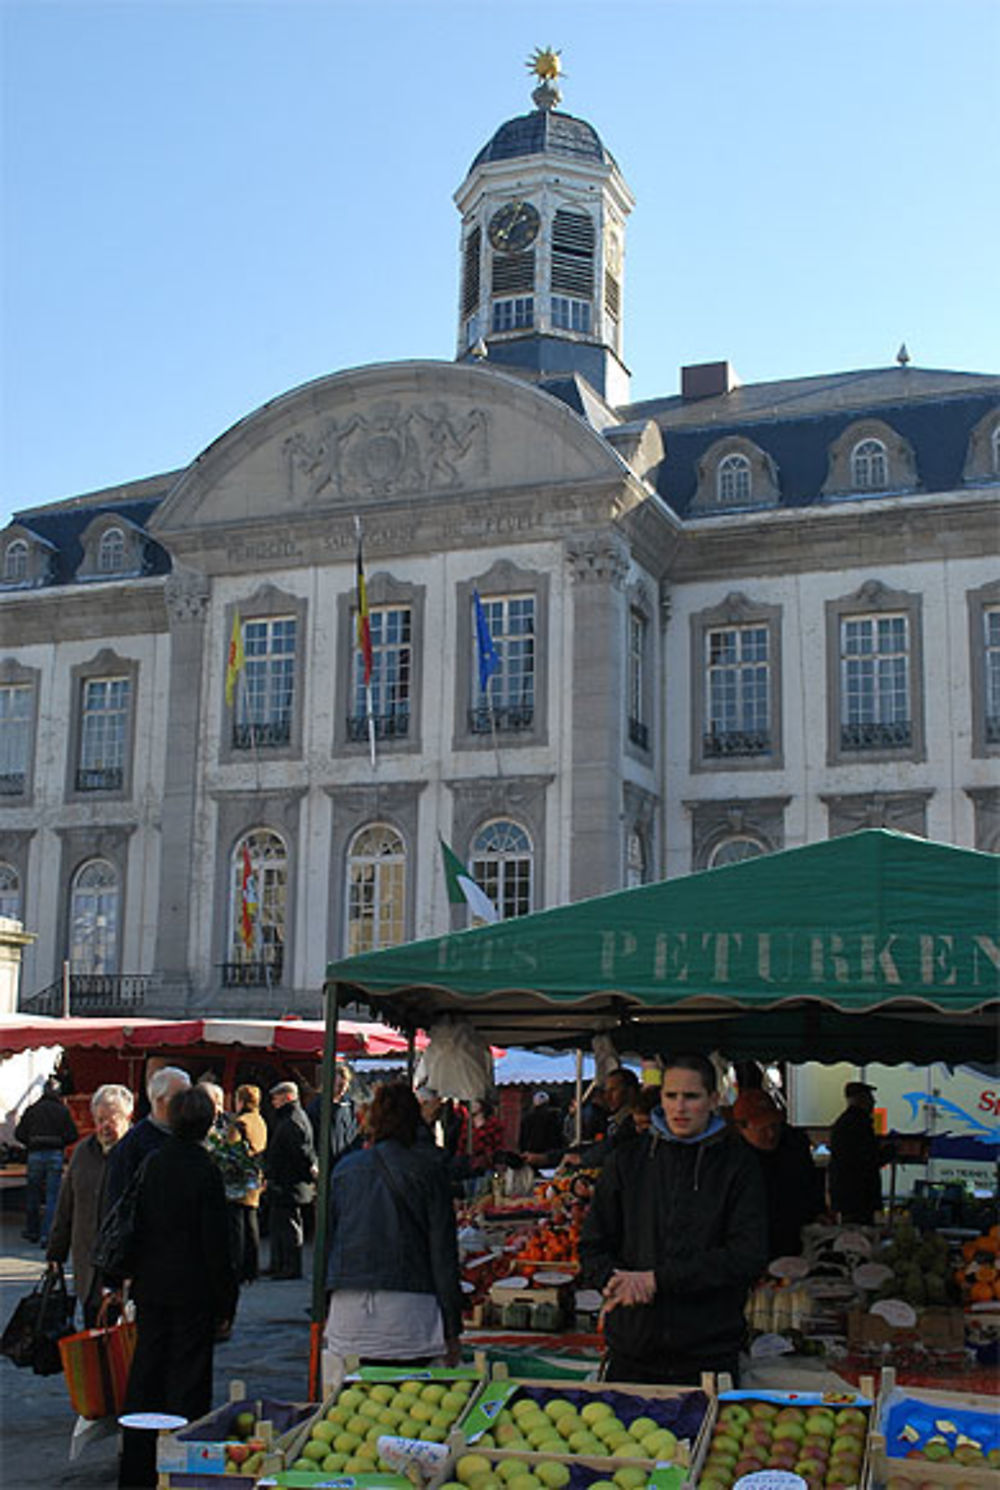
[474,589,501,695]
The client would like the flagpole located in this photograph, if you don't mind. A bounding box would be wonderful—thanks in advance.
[354,515,377,773]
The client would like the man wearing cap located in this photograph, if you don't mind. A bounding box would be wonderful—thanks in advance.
[828,1081,884,1225]
[731,1090,825,1257]
[264,1081,317,1279]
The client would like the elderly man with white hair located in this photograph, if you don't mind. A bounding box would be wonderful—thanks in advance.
[106,1065,191,1208]
[46,1083,134,1325]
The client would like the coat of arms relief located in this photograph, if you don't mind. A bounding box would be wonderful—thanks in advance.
[283,401,489,503]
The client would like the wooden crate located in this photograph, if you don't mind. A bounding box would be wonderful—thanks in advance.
[689,1379,876,1488]
[157,1378,309,1486]
[865,1366,999,1488]
[283,1365,488,1478]
[459,1371,715,1476]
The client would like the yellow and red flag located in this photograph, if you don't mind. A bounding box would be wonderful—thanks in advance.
[240,842,258,954]
[225,610,245,706]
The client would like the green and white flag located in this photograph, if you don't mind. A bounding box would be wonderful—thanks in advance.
[440,838,499,924]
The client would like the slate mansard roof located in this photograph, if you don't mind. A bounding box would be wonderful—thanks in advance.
[615,366,1000,516]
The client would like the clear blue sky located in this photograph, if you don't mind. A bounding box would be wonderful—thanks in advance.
[2,0,997,525]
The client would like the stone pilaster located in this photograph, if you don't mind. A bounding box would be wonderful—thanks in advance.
[154,569,210,1004]
[566,532,630,902]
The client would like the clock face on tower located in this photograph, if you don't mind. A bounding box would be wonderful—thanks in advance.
[488,200,540,253]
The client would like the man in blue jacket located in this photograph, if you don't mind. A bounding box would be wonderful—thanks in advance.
[580,1053,767,1385]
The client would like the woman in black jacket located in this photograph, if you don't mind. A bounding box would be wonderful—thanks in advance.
[119,1085,238,1489]
[324,1082,462,1367]
[580,1054,767,1385]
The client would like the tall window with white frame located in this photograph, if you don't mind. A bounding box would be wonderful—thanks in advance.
[0,863,20,921]
[470,594,535,734]
[704,624,771,758]
[69,859,119,975]
[3,540,29,583]
[470,820,532,920]
[851,439,888,491]
[349,606,411,742]
[234,616,297,750]
[97,527,126,574]
[228,829,287,986]
[840,613,911,750]
[627,611,648,749]
[0,683,32,796]
[346,824,406,956]
[717,454,751,505]
[985,605,1000,745]
[77,677,130,791]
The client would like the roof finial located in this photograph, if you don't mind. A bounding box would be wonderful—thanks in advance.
[896,342,911,366]
[527,46,563,111]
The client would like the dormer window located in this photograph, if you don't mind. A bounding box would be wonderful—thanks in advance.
[851,439,888,490]
[98,526,126,574]
[718,453,752,504]
[992,424,1000,475]
[3,540,28,583]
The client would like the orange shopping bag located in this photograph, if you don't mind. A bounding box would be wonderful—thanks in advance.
[59,1306,137,1420]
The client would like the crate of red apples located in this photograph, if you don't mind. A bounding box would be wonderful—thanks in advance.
[691,1388,873,1489]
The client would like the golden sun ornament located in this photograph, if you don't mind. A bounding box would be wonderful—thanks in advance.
[527,47,562,83]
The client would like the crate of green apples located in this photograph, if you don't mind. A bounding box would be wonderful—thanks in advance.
[458,1378,709,1473]
[285,1370,483,1479]
[434,1449,687,1490]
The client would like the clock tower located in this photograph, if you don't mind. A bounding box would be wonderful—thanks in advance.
[455,51,635,405]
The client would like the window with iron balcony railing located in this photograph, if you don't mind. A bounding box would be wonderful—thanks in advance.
[703,728,771,758]
[468,704,534,734]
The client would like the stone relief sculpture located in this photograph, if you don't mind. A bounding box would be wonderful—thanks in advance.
[284,401,489,503]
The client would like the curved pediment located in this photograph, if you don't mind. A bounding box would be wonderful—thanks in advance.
[151,360,627,536]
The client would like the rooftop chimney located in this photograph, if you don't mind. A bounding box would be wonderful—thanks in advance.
[681,361,740,401]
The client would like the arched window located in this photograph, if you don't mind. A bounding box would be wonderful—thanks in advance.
[851,439,888,490]
[69,859,119,974]
[470,819,533,920]
[347,824,405,955]
[97,527,126,574]
[708,836,766,869]
[0,862,20,921]
[3,540,29,583]
[625,829,647,889]
[229,829,287,983]
[717,453,751,504]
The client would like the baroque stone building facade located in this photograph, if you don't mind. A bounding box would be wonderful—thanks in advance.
[1,76,997,1015]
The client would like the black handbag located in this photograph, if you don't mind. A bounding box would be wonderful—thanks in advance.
[0,1264,75,1375]
[91,1157,148,1281]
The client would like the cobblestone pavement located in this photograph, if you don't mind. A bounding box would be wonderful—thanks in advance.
[0,1206,317,1488]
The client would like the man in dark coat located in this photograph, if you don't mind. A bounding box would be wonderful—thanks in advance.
[565,1067,641,1168]
[731,1089,825,1258]
[518,1091,565,1166]
[14,1077,79,1244]
[119,1085,237,1489]
[580,1054,767,1385]
[264,1081,317,1279]
[828,1080,885,1224]
[106,1066,191,1206]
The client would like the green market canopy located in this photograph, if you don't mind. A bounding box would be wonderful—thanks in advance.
[325,831,999,1065]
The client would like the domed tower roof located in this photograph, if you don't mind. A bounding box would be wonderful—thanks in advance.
[469,109,618,172]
